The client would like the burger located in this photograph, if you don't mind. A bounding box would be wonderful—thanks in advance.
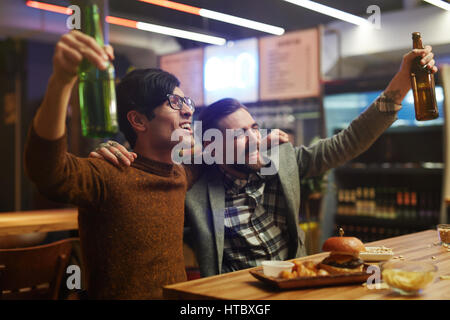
[318,236,366,274]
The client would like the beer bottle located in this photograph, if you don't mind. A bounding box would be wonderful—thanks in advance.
[410,32,438,121]
[78,1,118,137]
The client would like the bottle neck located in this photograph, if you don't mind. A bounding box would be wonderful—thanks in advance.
[81,4,104,46]
[412,37,424,49]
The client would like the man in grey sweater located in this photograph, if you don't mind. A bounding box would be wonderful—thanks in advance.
[92,45,437,277]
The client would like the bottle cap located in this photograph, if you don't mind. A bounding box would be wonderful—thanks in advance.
[412,32,421,38]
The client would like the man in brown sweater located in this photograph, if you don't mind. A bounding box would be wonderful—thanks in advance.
[24,31,197,299]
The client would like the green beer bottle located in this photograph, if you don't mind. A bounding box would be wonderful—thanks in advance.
[78,1,118,137]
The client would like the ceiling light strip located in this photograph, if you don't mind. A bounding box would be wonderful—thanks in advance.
[423,0,450,11]
[198,9,285,35]
[139,0,201,15]
[283,0,370,26]
[135,21,226,45]
[26,0,73,15]
[139,0,284,35]
[105,16,138,29]
[25,1,226,45]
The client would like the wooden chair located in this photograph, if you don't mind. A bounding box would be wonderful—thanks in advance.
[0,232,48,249]
[0,238,77,300]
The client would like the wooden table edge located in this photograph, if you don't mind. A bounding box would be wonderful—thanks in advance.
[0,208,78,236]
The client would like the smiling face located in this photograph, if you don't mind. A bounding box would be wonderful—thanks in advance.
[145,87,194,149]
[217,107,263,172]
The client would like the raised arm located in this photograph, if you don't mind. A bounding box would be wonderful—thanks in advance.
[297,45,437,179]
[24,31,115,206]
[34,31,112,140]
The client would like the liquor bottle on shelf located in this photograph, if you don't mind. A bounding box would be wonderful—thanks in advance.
[343,189,350,215]
[382,187,390,219]
[356,187,362,216]
[396,189,404,220]
[337,189,344,215]
[369,187,376,217]
[410,32,439,121]
[388,188,397,220]
[404,190,411,220]
[363,187,370,216]
[384,187,392,219]
[346,189,353,215]
[410,191,418,220]
[375,187,382,218]
[350,189,356,216]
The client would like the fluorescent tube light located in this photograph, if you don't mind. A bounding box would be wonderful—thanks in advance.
[139,0,284,35]
[25,1,226,45]
[423,0,450,11]
[283,0,371,26]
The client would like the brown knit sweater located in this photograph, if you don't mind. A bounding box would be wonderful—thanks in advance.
[24,125,195,299]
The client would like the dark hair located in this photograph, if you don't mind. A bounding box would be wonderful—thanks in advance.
[116,68,180,148]
[198,98,247,135]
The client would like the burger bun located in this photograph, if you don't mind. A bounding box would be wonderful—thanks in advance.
[322,236,365,257]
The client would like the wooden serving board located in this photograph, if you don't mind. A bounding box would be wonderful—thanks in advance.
[249,265,371,290]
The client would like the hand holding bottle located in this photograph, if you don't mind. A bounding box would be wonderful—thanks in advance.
[52,30,114,84]
[382,44,437,106]
[399,45,437,75]
[33,31,114,141]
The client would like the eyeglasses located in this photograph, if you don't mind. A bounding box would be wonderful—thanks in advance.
[166,94,195,112]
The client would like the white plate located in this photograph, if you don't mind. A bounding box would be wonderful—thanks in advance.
[359,247,394,261]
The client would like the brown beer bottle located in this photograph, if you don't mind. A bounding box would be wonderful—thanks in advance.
[410,32,438,121]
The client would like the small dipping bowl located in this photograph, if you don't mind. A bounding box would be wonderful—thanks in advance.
[261,261,294,278]
[381,260,437,296]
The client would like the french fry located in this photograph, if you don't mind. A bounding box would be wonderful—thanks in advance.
[280,270,292,279]
[304,261,317,270]
[317,269,329,276]
[283,260,330,278]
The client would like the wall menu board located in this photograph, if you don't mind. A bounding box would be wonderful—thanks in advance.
[204,38,259,105]
[160,48,204,106]
[259,28,320,101]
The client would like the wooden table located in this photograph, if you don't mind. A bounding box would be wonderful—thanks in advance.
[0,208,78,236]
[164,230,450,300]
